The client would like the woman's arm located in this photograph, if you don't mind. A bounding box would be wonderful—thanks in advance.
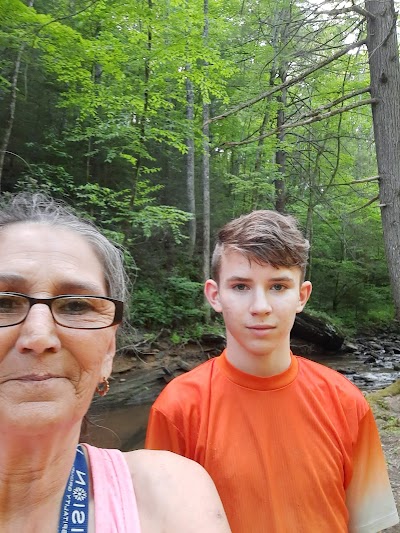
[125,449,231,533]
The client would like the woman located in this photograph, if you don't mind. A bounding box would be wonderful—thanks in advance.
[0,192,231,532]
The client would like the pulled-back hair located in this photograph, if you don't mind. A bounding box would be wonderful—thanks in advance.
[211,210,309,282]
[0,192,129,303]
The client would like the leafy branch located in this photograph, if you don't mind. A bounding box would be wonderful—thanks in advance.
[207,39,367,124]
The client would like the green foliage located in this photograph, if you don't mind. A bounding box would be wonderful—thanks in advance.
[15,170,190,247]
[221,171,276,211]
[130,276,204,329]
[132,206,192,244]
[1,0,397,336]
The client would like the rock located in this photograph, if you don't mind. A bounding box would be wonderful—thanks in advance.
[291,312,344,350]
[199,333,226,350]
[341,341,358,353]
[177,358,193,372]
[369,341,383,350]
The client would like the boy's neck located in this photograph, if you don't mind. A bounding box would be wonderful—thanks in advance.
[225,341,292,377]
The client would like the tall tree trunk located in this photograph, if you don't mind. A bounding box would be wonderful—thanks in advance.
[86,57,102,182]
[270,5,289,213]
[274,69,287,213]
[0,0,35,190]
[130,0,152,210]
[366,0,400,319]
[254,110,270,174]
[186,74,196,257]
[202,0,211,320]
[203,102,210,283]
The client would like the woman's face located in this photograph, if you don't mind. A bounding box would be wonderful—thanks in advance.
[0,223,118,434]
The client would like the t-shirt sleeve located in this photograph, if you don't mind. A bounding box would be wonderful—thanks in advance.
[346,407,399,533]
[145,403,187,455]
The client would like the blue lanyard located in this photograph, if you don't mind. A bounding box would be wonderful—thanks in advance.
[58,445,89,533]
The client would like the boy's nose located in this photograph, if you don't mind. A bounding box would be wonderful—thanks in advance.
[250,290,272,315]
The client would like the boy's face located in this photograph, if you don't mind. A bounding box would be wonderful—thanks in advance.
[204,250,312,376]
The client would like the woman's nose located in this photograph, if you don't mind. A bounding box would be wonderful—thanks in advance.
[15,304,61,355]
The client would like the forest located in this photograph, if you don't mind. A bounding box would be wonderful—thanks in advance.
[1,0,400,340]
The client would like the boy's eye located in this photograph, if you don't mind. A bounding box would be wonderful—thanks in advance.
[271,284,285,291]
[233,284,248,291]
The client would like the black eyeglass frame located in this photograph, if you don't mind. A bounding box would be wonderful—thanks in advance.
[0,292,124,330]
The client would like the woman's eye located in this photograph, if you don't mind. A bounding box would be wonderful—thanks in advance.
[58,299,92,314]
[0,297,19,311]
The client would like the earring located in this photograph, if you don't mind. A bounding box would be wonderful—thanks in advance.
[96,377,110,397]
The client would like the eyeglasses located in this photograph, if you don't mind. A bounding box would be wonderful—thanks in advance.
[0,292,124,329]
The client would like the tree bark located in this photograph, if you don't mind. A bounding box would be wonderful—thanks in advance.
[366,0,400,318]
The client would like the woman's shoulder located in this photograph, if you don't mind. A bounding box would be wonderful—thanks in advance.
[123,450,231,532]
[123,449,211,488]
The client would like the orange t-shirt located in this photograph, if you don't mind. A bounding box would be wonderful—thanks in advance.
[145,351,398,532]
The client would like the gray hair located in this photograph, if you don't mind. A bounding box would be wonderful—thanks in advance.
[0,192,128,303]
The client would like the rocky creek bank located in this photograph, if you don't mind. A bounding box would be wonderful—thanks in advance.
[92,328,400,410]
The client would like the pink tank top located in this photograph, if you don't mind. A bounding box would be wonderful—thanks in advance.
[84,444,142,532]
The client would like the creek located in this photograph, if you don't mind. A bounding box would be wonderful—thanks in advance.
[88,332,400,452]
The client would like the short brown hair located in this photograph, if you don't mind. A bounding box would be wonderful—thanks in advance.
[211,210,309,282]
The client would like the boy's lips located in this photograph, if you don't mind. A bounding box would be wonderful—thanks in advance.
[247,324,275,330]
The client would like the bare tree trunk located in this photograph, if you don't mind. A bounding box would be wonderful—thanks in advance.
[274,92,286,212]
[366,0,400,319]
[86,58,102,182]
[186,74,196,256]
[202,0,211,320]
[305,190,314,281]
[0,0,35,190]
[270,6,289,213]
[0,46,24,189]
[254,111,270,174]
[203,103,210,283]
[130,0,152,210]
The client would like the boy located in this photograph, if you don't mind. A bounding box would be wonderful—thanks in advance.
[145,210,399,532]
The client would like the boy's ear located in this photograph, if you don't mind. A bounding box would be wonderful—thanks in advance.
[296,281,312,313]
[204,279,223,313]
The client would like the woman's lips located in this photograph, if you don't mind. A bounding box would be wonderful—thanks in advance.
[14,374,58,381]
